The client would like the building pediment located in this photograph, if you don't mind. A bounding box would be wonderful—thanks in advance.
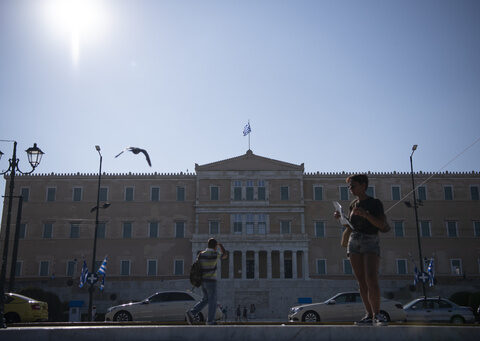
[195,150,304,172]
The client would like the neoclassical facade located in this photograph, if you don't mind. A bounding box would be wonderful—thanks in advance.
[1,150,480,317]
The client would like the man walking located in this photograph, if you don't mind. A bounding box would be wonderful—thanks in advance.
[186,238,227,325]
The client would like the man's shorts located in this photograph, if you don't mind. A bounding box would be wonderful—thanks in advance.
[347,232,380,256]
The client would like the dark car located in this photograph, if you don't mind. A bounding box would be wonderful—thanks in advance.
[404,297,475,324]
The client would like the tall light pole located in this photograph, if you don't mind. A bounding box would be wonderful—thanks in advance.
[87,145,109,322]
[410,144,427,298]
[0,140,44,328]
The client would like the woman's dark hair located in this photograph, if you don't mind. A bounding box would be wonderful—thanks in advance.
[346,174,369,187]
[208,238,218,249]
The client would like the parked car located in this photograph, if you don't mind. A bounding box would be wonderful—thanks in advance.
[105,290,223,322]
[403,297,475,324]
[4,293,48,323]
[288,291,406,323]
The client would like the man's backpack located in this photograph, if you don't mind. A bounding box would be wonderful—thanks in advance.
[189,259,202,287]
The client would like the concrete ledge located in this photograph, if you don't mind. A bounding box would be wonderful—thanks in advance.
[0,325,478,341]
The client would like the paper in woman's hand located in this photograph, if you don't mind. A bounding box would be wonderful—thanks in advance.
[333,201,354,230]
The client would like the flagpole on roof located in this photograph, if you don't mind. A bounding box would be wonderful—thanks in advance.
[248,120,251,150]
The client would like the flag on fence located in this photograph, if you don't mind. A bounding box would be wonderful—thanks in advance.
[79,260,88,288]
[427,258,435,287]
[243,122,251,136]
[97,256,107,276]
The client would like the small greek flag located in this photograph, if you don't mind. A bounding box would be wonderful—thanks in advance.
[79,261,88,288]
[100,275,105,291]
[97,256,107,276]
[243,122,251,136]
[427,258,435,287]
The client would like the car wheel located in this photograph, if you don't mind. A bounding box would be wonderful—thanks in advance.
[451,316,465,324]
[4,312,21,324]
[194,312,204,322]
[302,311,320,323]
[113,311,132,321]
[378,311,391,322]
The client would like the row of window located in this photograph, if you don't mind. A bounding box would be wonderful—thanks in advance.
[317,258,470,276]
[19,183,480,203]
[14,259,185,278]
[15,220,480,240]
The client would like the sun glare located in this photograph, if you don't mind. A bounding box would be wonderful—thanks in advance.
[44,0,109,67]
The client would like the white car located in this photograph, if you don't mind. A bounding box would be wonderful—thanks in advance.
[105,290,223,322]
[288,292,406,323]
[404,297,475,324]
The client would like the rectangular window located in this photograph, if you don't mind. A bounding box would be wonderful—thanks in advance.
[450,259,462,275]
[397,259,408,275]
[444,186,453,200]
[125,187,134,201]
[21,188,30,202]
[343,259,353,275]
[446,221,458,237]
[43,223,53,239]
[174,260,184,275]
[233,181,242,201]
[99,187,108,202]
[46,187,56,202]
[210,186,219,201]
[123,222,132,239]
[120,260,131,276]
[151,187,160,201]
[70,223,80,238]
[391,186,401,201]
[280,220,291,234]
[66,260,76,277]
[175,221,185,238]
[73,187,82,201]
[39,261,49,276]
[314,186,323,201]
[246,214,254,234]
[147,259,157,276]
[366,186,375,198]
[149,222,158,238]
[209,221,219,235]
[246,181,254,200]
[317,259,327,275]
[315,221,325,238]
[471,186,479,201]
[417,186,427,201]
[258,181,266,200]
[258,214,266,234]
[420,221,431,237]
[233,214,242,234]
[176,186,185,201]
[474,221,480,237]
[340,186,349,201]
[19,223,26,239]
[394,221,404,237]
[281,186,289,200]
[15,261,22,277]
[96,222,106,239]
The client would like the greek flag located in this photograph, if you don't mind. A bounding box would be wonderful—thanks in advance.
[100,275,105,291]
[79,261,88,288]
[427,258,435,287]
[413,264,419,286]
[97,256,107,276]
[243,122,251,136]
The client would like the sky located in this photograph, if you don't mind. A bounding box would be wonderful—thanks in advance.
[1,0,480,194]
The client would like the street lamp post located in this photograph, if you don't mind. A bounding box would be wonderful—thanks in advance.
[87,145,108,322]
[0,140,44,328]
[410,144,427,298]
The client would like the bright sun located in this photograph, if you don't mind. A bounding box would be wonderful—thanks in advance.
[44,0,109,67]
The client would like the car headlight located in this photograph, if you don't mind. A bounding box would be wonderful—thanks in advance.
[290,307,303,314]
[107,307,114,313]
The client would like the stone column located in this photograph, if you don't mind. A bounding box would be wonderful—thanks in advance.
[279,250,285,279]
[267,250,272,279]
[229,250,234,279]
[241,250,247,280]
[303,249,310,279]
[254,250,259,279]
[292,251,298,279]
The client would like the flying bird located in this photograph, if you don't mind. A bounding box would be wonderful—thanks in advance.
[115,147,152,167]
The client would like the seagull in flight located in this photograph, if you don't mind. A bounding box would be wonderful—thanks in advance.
[115,147,152,167]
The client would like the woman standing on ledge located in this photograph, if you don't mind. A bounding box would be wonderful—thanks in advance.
[334,174,389,326]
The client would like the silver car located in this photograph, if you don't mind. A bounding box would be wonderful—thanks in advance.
[404,297,475,324]
[105,290,223,322]
[288,291,406,323]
